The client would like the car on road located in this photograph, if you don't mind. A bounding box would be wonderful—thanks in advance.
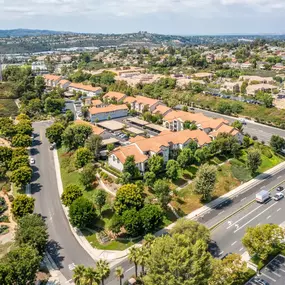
[252,277,269,285]
[276,186,284,192]
[29,157,35,164]
[273,192,284,201]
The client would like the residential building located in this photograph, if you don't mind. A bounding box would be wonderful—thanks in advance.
[209,124,243,142]
[272,63,285,71]
[240,61,253,69]
[220,82,241,93]
[88,104,128,122]
[246,83,277,96]
[68,83,102,97]
[239,76,274,84]
[42,74,62,88]
[123,95,162,113]
[74,119,106,136]
[57,79,71,90]
[192,72,212,80]
[108,129,211,173]
[153,105,173,117]
[103,91,127,103]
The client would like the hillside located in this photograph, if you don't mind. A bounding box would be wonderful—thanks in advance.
[0,29,69,38]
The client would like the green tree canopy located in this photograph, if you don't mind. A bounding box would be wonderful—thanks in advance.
[85,134,102,160]
[246,149,262,174]
[193,164,217,201]
[11,134,32,148]
[92,189,107,214]
[80,163,97,189]
[177,148,194,168]
[147,155,164,174]
[242,224,284,260]
[46,122,65,145]
[69,197,97,229]
[74,147,93,169]
[11,194,35,219]
[139,204,163,233]
[122,208,143,237]
[15,214,48,256]
[153,179,171,208]
[123,155,140,178]
[166,159,180,180]
[114,184,144,215]
[61,184,83,207]
[270,135,285,153]
[10,166,32,188]
[9,155,29,171]
[143,171,156,188]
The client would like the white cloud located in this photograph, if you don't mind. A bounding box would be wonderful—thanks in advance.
[1,0,285,20]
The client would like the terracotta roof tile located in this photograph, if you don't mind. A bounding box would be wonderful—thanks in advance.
[103,92,126,101]
[88,104,128,115]
[69,83,102,93]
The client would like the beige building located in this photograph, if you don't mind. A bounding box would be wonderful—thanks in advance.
[246,83,277,95]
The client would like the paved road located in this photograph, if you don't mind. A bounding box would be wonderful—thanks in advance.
[31,122,94,280]
[211,185,285,258]
[175,105,285,144]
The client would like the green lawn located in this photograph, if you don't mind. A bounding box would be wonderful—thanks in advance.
[82,228,139,251]
[0,99,18,117]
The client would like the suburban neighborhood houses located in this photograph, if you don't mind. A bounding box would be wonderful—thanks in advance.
[3,32,285,285]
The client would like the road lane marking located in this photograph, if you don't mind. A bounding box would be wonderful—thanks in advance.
[261,186,265,189]
[272,271,281,277]
[261,273,276,282]
[241,197,246,202]
[68,263,76,271]
[125,266,135,273]
[231,241,237,246]
[278,176,282,179]
[266,215,271,220]
[226,204,263,229]
[277,208,281,212]
[218,210,225,216]
[218,251,224,256]
[239,247,244,252]
[278,268,285,273]
[234,202,278,233]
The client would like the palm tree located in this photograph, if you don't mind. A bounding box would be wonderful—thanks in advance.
[128,246,141,277]
[137,247,148,276]
[143,233,155,249]
[73,265,86,285]
[114,266,124,285]
[96,259,110,285]
[83,267,100,285]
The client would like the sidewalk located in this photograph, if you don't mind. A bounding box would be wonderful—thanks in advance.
[53,149,129,268]
[53,146,285,267]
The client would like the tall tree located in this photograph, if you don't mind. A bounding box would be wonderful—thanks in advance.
[122,208,143,237]
[96,259,110,285]
[147,155,164,174]
[114,184,144,215]
[270,135,285,153]
[153,179,171,209]
[69,197,97,229]
[73,265,86,285]
[10,166,32,188]
[11,194,34,219]
[85,134,102,160]
[242,224,284,260]
[11,134,32,148]
[177,148,193,168]
[246,149,262,174]
[80,163,97,189]
[74,147,93,169]
[193,164,217,201]
[61,184,83,207]
[123,155,140,178]
[128,247,141,277]
[93,189,107,215]
[166,160,180,181]
[46,122,65,145]
[139,204,163,233]
[15,214,48,256]
[114,266,124,285]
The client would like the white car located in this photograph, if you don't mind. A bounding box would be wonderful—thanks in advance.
[29,157,35,164]
[273,192,284,201]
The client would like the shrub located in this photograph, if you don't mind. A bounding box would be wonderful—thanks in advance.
[0,215,9,223]
[0,225,9,234]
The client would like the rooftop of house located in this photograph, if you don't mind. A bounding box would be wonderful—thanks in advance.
[209,124,239,138]
[103,91,126,101]
[88,104,128,115]
[112,144,148,164]
[239,75,274,82]
[43,74,62,81]
[198,118,229,130]
[246,83,277,92]
[69,82,102,92]
[58,79,71,85]
[153,104,172,115]
[74,119,105,135]
[163,110,209,125]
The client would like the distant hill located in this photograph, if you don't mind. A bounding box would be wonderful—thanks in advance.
[0,29,71,37]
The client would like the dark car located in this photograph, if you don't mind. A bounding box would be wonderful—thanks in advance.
[252,277,269,285]
[276,186,284,192]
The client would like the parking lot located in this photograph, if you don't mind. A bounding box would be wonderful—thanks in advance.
[246,255,285,285]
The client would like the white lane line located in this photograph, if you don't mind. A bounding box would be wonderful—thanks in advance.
[261,186,265,189]
[218,251,224,256]
[239,247,244,252]
[278,268,285,273]
[240,197,246,202]
[266,215,271,220]
[226,204,263,229]
[234,202,278,233]
[231,241,237,246]
[125,266,135,273]
[277,208,281,212]
[272,271,281,277]
[261,273,276,282]
[218,210,225,216]
[278,176,282,179]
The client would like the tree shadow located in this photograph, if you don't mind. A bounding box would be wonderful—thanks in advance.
[31,182,42,194]
[30,148,40,156]
[33,139,42,146]
[46,240,65,270]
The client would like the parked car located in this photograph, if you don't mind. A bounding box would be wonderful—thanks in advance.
[273,192,284,201]
[29,157,35,164]
[252,277,269,285]
[276,186,284,192]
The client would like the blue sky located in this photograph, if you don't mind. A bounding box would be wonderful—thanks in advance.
[1,0,285,35]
